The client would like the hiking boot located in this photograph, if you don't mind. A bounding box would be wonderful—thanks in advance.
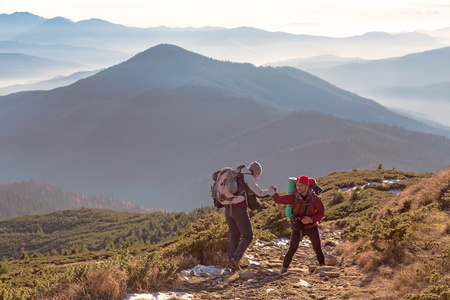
[231,258,241,271]
[281,267,288,274]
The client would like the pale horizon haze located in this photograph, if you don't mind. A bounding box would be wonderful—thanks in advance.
[2,0,450,37]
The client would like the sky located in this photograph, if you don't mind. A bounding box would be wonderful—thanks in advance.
[2,0,450,37]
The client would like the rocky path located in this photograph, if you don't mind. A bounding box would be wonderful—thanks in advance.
[161,230,391,300]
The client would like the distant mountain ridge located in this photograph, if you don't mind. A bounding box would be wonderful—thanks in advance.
[1,44,447,136]
[373,81,450,100]
[0,53,89,79]
[2,12,446,65]
[1,44,450,211]
[0,12,46,40]
[0,69,100,96]
[309,47,450,91]
[0,180,155,219]
[307,47,450,126]
[1,11,448,125]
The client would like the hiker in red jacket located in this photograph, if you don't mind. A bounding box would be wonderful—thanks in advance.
[271,175,325,273]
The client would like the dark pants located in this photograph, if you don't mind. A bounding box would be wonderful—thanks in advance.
[225,206,253,261]
[283,225,325,268]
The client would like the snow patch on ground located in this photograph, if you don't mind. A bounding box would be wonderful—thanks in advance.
[124,292,193,300]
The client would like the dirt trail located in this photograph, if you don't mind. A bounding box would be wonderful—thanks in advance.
[166,230,394,300]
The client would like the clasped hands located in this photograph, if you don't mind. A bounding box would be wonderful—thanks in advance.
[301,216,313,224]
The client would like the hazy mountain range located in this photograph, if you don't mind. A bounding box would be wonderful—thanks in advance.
[1,44,450,211]
[1,12,449,88]
[0,69,100,95]
[297,47,450,126]
[0,52,91,80]
[1,12,449,129]
[4,12,445,61]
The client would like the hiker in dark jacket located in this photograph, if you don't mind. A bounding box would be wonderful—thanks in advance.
[271,175,325,273]
[226,161,276,270]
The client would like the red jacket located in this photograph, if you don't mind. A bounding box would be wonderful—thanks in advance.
[272,190,325,230]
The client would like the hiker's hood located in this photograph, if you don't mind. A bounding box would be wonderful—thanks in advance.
[240,166,252,175]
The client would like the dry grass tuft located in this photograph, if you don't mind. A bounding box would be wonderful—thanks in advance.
[36,268,127,300]
[376,169,450,220]
[390,263,428,296]
[319,222,338,232]
[83,268,127,299]
[170,254,201,271]
[335,240,359,259]
[357,250,383,272]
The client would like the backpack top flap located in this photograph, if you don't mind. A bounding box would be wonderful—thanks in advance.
[215,169,245,205]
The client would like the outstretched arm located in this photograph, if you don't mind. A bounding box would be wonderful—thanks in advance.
[271,193,293,205]
[245,174,276,197]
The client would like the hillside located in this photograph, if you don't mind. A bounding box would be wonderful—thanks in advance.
[0,206,215,260]
[1,44,405,127]
[1,45,450,211]
[0,169,426,259]
[0,168,448,299]
[0,180,156,219]
[0,188,61,219]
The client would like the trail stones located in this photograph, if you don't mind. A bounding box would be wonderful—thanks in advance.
[324,240,337,247]
[238,270,254,280]
[267,259,282,268]
[320,271,340,278]
[162,229,365,300]
[325,254,338,266]
[294,279,311,288]
[315,266,334,273]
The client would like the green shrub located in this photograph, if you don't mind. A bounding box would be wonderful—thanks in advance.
[0,286,32,300]
[331,191,345,206]
[405,285,450,300]
[19,249,29,261]
[162,212,229,265]
[439,189,450,211]
[0,263,9,275]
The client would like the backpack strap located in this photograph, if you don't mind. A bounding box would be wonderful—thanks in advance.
[236,164,253,207]
[236,165,246,174]
[311,193,317,211]
[294,190,317,216]
[235,165,247,194]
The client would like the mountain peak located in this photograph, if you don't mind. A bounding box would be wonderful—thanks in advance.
[126,44,210,67]
[5,12,40,18]
[44,16,75,26]
[142,44,195,55]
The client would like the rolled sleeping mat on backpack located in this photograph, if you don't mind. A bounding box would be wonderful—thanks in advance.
[285,177,296,218]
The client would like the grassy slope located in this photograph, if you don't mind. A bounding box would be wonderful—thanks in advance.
[0,168,448,299]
